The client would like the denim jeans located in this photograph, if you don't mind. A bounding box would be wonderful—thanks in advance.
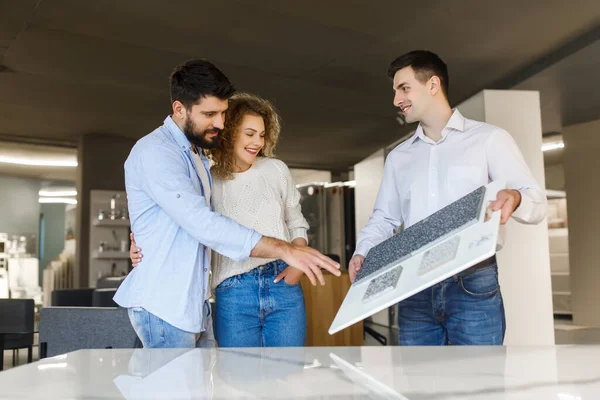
[214,259,306,347]
[397,260,505,346]
[127,301,215,348]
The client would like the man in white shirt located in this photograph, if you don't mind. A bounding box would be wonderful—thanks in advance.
[349,50,546,345]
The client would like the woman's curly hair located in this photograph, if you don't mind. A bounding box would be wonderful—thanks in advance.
[210,92,281,180]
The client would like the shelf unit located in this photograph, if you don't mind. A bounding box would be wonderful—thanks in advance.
[88,190,131,287]
[91,251,130,260]
[92,219,130,227]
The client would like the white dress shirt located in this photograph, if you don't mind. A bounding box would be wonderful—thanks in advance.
[355,109,547,257]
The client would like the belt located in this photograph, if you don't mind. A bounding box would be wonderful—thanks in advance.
[456,255,497,277]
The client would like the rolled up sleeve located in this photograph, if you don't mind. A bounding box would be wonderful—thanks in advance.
[486,129,547,225]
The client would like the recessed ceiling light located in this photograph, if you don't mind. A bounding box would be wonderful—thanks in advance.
[39,189,77,197]
[0,155,77,167]
[38,197,78,205]
[542,142,564,152]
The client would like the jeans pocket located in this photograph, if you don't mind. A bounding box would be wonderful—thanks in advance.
[215,275,240,292]
[459,267,499,297]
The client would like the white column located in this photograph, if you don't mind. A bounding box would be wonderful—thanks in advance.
[458,90,555,345]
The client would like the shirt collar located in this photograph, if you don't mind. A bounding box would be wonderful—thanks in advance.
[410,108,466,145]
[164,115,193,152]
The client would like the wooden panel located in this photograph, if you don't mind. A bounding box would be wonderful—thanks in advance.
[301,271,363,346]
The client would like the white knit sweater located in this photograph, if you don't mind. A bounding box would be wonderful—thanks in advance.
[210,157,309,289]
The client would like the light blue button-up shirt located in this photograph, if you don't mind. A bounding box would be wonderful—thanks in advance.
[114,116,262,333]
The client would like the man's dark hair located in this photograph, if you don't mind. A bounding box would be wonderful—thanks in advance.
[387,50,449,99]
[169,60,236,109]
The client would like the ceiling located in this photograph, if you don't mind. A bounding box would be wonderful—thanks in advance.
[1,0,599,171]
[516,30,600,132]
[513,29,600,166]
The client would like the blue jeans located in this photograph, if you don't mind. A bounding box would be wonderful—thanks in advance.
[397,261,505,345]
[127,302,215,348]
[214,260,306,347]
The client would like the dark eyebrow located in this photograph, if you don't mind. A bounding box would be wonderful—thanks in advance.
[244,128,257,132]
[395,82,409,90]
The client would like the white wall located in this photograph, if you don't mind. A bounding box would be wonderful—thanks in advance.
[289,168,332,186]
[353,149,385,238]
[545,164,565,191]
[459,90,555,345]
[0,175,41,236]
[562,118,600,327]
[456,91,486,120]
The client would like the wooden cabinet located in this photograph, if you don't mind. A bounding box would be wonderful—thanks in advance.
[301,271,363,346]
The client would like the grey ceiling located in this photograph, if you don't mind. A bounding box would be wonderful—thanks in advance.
[513,26,600,167]
[1,0,599,170]
[514,33,600,135]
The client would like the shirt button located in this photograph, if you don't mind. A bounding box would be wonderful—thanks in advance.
[176,194,180,198]
[204,268,208,272]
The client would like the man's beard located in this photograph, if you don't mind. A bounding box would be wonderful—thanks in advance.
[183,118,222,149]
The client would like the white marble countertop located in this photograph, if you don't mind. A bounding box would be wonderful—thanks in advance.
[0,345,599,399]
